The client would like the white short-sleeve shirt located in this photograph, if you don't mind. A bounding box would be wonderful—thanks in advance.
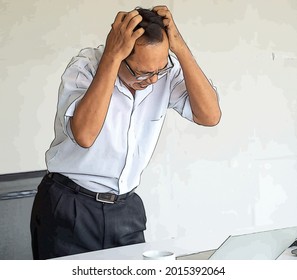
[46,46,194,194]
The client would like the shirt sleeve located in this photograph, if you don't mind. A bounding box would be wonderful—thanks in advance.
[168,56,194,122]
[55,48,100,141]
[168,55,219,123]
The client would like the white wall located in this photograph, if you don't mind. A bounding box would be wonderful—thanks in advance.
[1,0,297,243]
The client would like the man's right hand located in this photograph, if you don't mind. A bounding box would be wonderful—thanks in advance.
[104,10,144,61]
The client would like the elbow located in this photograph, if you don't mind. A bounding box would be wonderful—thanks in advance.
[73,132,95,148]
[70,118,97,148]
[75,137,94,149]
[208,110,222,126]
[71,129,96,149]
[193,109,222,127]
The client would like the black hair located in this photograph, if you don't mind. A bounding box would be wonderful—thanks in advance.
[128,7,166,57]
[134,7,166,43]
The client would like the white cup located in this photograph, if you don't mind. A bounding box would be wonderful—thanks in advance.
[142,250,176,260]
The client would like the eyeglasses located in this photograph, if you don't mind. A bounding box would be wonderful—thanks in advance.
[124,55,174,81]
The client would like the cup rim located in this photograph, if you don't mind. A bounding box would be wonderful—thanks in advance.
[142,250,175,259]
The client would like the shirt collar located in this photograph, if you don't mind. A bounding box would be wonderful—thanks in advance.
[115,76,153,103]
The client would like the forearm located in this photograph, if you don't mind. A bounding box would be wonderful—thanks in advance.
[70,53,121,148]
[175,45,221,126]
[70,10,145,148]
[152,6,221,125]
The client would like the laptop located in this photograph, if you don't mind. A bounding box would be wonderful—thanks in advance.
[177,226,297,260]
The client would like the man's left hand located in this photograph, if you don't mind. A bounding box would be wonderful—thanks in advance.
[153,5,186,55]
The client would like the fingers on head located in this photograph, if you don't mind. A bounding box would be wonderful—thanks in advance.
[119,10,140,23]
[114,11,127,24]
[163,18,170,27]
[153,5,169,14]
[131,27,145,40]
[126,14,143,31]
[113,10,142,30]
[153,5,169,11]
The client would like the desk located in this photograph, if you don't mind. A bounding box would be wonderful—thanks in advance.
[54,236,297,260]
[55,235,224,260]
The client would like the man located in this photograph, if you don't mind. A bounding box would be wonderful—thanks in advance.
[30,6,221,259]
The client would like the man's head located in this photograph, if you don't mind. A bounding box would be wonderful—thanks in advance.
[118,8,171,92]
[131,7,166,50]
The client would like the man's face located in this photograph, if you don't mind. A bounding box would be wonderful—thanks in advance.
[118,31,170,92]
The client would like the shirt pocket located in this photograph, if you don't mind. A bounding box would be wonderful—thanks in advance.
[149,114,164,122]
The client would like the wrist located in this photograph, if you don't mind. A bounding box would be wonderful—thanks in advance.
[101,50,123,66]
[172,40,190,58]
[94,51,122,83]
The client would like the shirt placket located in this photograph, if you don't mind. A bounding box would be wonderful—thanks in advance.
[118,99,137,194]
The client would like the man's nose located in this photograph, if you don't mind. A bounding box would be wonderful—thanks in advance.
[147,74,158,84]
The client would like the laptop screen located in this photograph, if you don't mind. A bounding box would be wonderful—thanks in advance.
[209,226,297,260]
[177,226,297,260]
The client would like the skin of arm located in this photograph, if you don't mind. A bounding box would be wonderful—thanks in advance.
[153,6,222,126]
[70,10,145,148]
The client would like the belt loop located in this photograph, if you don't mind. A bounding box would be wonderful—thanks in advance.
[74,184,80,194]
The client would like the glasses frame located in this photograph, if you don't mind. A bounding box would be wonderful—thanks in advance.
[124,55,174,81]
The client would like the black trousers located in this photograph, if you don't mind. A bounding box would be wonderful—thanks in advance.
[30,174,147,259]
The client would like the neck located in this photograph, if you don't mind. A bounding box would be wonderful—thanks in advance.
[120,78,135,95]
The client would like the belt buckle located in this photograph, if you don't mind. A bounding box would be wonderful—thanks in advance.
[96,192,116,204]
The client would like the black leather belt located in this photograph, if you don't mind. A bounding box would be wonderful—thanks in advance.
[47,172,134,204]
